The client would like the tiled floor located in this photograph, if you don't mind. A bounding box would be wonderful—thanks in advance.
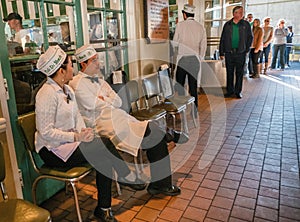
[41,63,300,222]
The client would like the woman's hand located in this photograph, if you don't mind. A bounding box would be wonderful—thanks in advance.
[75,128,94,142]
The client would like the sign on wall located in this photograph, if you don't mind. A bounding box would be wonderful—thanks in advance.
[144,0,169,43]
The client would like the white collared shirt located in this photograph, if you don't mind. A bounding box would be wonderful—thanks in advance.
[35,78,85,152]
[69,71,148,157]
[173,17,207,59]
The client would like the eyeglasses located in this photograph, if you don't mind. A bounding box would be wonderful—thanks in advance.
[265,20,270,22]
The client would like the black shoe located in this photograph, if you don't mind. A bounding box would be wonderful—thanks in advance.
[94,207,118,222]
[224,92,234,98]
[118,177,146,191]
[173,131,189,144]
[235,93,242,99]
[147,185,181,196]
[165,128,175,143]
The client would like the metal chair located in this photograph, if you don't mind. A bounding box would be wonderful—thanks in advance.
[142,73,188,133]
[18,112,93,222]
[158,65,197,128]
[127,80,167,122]
[0,142,51,222]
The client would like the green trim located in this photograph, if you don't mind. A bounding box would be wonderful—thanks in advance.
[22,1,30,19]
[46,3,54,17]
[40,0,49,50]
[34,2,40,18]
[1,0,8,18]
[74,0,84,48]
[27,0,74,6]
[121,0,129,76]
[12,1,18,12]
[59,4,66,15]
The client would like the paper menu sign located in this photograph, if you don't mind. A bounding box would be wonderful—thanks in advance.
[112,70,123,84]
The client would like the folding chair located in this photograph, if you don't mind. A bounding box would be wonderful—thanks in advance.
[18,112,92,222]
[127,80,167,123]
[0,142,51,222]
[142,73,188,133]
[158,65,197,128]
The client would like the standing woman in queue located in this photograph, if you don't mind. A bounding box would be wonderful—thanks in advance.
[35,45,145,222]
[260,17,273,74]
[249,18,263,78]
[270,19,288,70]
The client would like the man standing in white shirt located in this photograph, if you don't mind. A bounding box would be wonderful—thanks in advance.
[3,12,28,51]
[173,4,207,110]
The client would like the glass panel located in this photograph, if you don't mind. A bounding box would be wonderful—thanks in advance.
[110,0,121,10]
[89,12,104,42]
[169,5,178,40]
[5,19,43,56]
[106,12,120,39]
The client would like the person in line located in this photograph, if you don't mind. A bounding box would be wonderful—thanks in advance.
[244,13,254,75]
[285,26,294,68]
[249,18,263,78]
[173,4,207,110]
[270,19,288,70]
[35,45,146,222]
[260,17,273,74]
[219,6,253,99]
[69,45,182,197]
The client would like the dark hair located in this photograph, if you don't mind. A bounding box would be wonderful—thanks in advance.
[48,55,69,78]
[232,6,243,14]
[182,11,194,18]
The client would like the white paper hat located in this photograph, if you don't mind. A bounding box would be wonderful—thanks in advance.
[37,45,67,76]
[75,45,97,63]
[183,4,195,14]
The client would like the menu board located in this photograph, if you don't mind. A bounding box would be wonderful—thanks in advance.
[144,0,169,43]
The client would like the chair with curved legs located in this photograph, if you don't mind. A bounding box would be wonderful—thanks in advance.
[142,73,188,133]
[158,65,197,128]
[127,80,167,123]
[18,112,93,222]
[0,141,51,222]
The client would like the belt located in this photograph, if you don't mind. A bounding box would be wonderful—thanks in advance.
[231,48,238,53]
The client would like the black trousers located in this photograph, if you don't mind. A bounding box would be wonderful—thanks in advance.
[39,137,130,208]
[224,52,246,94]
[141,121,172,188]
[175,56,200,107]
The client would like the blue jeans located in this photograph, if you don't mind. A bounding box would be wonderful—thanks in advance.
[260,44,271,63]
[271,44,286,69]
[285,46,292,66]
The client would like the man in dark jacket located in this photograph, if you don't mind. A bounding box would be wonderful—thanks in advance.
[219,6,253,99]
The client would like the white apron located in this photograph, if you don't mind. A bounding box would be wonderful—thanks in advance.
[95,106,148,157]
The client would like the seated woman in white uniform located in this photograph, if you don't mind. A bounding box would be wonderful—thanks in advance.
[69,45,181,197]
[35,45,145,222]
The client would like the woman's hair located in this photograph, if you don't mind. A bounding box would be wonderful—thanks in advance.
[49,55,69,78]
[253,18,261,27]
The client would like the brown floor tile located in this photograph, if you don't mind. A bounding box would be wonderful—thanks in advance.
[206,206,230,221]
[231,206,254,221]
[255,206,278,221]
[135,207,160,222]
[182,206,207,221]
[158,207,184,222]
